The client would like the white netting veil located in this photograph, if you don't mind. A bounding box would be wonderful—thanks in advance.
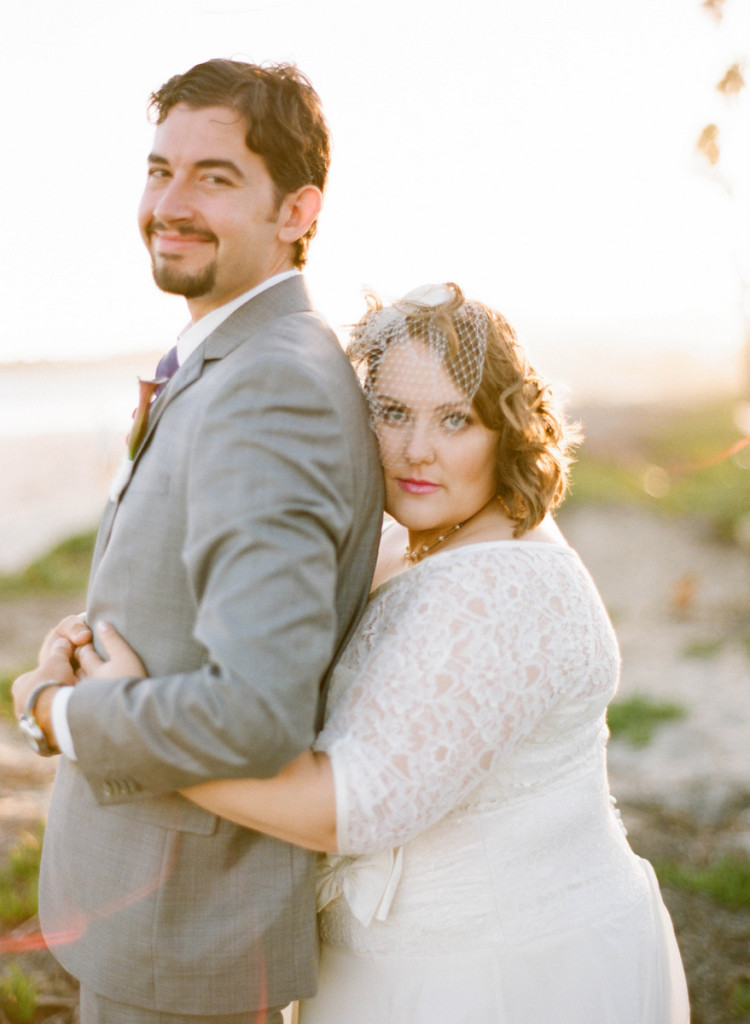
[347,282,489,421]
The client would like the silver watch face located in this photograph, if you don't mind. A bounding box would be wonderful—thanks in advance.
[18,714,53,756]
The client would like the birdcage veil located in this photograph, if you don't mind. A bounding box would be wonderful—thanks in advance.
[347,282,489,418]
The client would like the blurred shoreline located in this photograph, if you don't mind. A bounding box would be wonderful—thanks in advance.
[0,323,743,436]
[0,351,742,574]
[0,432,120,574]
[0,355,158,573]
[0,353,160,440]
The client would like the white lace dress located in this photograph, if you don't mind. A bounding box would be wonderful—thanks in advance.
[301,541,690,1024]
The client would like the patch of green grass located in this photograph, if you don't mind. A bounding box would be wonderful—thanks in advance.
[566,459,646,508]
[0,529,96,599]
[0,667,35,721]
[683,638,723,659]
[570,399,750,542]
[607,695,686,748]
[0,672,15,720]
[655,855,750,910]
[0,964,38,1024]
[646,400,746,473]
[0,828,44,929]
[659,457,750,544]
[730,979,750,1017]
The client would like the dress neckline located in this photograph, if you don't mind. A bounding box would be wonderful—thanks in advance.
[368,538,578,602]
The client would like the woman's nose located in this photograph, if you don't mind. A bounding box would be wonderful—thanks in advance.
[404,422,435,464]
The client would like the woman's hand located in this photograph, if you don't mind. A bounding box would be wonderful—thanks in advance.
[12,638,78,719]
[75,621,147,680]
[38,614,92,663]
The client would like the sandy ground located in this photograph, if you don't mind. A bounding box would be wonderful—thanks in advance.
[559,503,750,833]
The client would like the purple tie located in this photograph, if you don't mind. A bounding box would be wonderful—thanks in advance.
[154,345,179,396]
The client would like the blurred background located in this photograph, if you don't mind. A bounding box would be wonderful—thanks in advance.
[1,0,749,568]
[1,3,749,1021]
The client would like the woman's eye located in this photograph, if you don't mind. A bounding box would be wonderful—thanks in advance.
[379,405,409,424]
[443,411,469,430]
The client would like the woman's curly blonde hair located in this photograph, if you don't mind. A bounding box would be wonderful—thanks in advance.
[349,283,581,536]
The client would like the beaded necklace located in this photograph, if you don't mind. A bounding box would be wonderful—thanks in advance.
[405,495,513,563]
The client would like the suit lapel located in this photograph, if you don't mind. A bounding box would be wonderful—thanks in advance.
[110,275,315,494]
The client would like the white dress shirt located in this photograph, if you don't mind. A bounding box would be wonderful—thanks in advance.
[52,269,301,760]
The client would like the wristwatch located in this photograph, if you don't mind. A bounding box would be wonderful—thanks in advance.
[18,681,62,756]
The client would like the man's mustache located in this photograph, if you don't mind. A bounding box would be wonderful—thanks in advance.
[146,220,218,244]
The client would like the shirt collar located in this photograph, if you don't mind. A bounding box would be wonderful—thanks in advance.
[176,269,301,365]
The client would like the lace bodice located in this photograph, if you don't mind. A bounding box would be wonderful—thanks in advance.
[316,542,621,855]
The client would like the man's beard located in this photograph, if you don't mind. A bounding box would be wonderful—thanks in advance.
[146,220,219,298]
[151,257,217,299]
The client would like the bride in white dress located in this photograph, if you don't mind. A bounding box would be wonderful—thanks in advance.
[71,283,690,1022]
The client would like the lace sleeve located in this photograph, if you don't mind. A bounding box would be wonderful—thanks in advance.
[316,546,605,854]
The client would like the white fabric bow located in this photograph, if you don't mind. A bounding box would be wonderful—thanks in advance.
[316,847,403,927]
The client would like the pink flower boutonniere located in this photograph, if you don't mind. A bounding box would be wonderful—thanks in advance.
[109,375,167,502]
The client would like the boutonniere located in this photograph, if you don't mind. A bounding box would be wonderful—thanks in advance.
[109,376,167,502]
[128,377,164,459]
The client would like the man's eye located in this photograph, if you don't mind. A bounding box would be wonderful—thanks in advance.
[147,168,171,180]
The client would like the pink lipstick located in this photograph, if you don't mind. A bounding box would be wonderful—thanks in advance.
[397,479,440,494]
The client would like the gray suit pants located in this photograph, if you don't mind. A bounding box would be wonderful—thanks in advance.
[80,986,285,1024]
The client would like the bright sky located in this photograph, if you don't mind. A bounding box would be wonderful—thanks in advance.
[1,0,748,399]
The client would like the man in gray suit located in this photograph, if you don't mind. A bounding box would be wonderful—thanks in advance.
[12,59,383,1023]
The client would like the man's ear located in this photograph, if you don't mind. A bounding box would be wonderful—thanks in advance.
[277,185,323,244]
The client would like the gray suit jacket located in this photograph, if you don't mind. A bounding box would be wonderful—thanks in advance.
[39,276,383,1014]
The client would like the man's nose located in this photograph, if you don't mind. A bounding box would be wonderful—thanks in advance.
[153,177,194,223]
